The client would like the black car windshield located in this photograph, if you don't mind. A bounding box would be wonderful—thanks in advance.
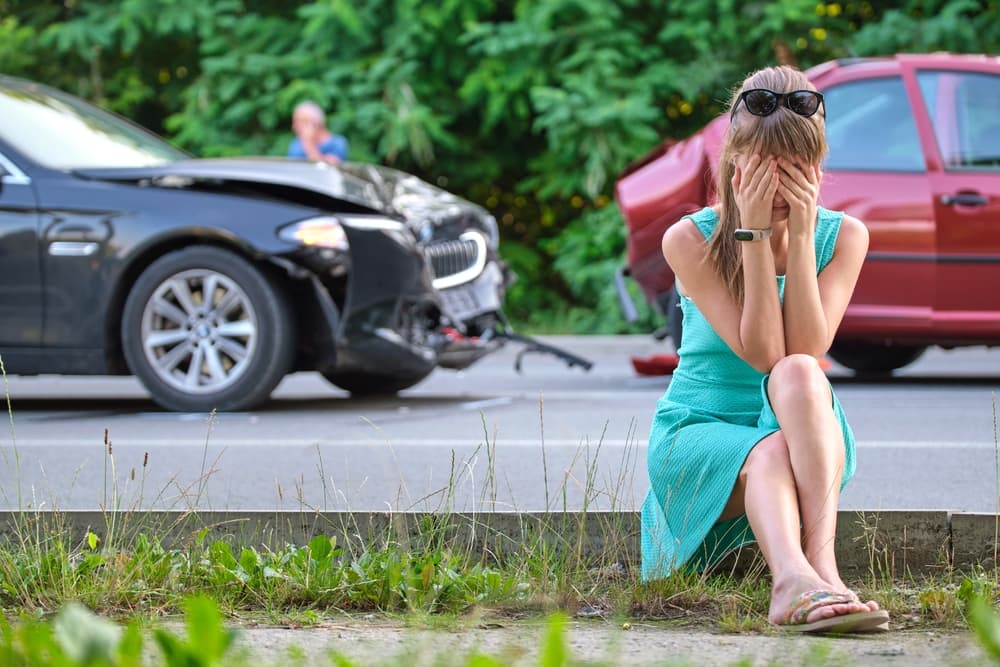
[0,79,188,170]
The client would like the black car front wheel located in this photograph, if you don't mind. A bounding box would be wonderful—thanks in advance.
[122,247,295,412]
[827,341,927,374]
[322,371,430,396]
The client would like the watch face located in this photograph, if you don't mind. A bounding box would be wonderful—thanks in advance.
[734,230,754,241]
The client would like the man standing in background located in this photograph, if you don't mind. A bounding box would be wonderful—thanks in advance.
[288,101,348,163]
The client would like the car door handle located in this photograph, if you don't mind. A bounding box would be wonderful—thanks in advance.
[940,193,988,207]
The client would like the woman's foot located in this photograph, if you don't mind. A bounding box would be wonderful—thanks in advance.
[816,573,882,612]
[768,574,871,626]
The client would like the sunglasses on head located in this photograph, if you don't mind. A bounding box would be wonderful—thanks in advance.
[731,88,825,120]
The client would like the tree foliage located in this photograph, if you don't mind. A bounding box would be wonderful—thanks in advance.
[2,0,998,332]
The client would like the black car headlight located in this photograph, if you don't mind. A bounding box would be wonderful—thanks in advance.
[279,216,350,250]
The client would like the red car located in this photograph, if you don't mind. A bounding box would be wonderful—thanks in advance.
[617,53,1000,373]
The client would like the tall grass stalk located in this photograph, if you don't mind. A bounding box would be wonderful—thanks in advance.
[102,428,120,550]
[193,409,217,508]
[993,391,998,566]
[539,392,550,512]
[0,353,23,510]
[316,443,329,511]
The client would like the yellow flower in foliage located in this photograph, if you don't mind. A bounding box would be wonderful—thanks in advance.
[811,27,828,41]
[816,2,842,17]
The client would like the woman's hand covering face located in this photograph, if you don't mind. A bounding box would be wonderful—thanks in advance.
[777,159,821,236]
[732,154,779,230]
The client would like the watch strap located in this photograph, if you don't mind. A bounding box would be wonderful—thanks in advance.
[734,228,773,242]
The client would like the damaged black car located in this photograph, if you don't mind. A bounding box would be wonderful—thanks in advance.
[0,75,588,412]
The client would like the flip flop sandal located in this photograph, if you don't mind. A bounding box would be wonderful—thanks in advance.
[774,589,891,634]
[840,590,890,632]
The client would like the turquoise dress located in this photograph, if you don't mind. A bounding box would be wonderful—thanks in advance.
[640,206,856,580]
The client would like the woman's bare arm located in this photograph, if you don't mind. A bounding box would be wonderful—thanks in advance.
[787,214,868,355]
[663,220,785,373]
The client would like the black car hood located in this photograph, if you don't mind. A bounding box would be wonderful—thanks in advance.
[74,158,478,223]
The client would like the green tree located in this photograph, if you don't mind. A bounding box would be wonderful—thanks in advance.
[2,0,998,332]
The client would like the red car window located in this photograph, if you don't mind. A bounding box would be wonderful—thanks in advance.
[823,77,924,172]
[918,70,1000,170]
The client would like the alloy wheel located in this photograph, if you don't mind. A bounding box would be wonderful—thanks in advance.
[140,269,259,394]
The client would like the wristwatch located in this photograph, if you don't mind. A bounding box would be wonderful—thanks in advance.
[734,228,773,242]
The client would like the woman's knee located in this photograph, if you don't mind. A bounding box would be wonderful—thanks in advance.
[768,354,830,406]
[743,432,791,478]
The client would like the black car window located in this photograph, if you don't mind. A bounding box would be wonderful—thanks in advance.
[0,79,187,170]
[918,70,1000,171]
[0,151,30,184]
[823,77,924,172]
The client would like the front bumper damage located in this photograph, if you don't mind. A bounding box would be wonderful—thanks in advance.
[287,213,593,380]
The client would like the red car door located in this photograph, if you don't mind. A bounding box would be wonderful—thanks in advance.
[905,60,1000,339]
[814,64,936,340]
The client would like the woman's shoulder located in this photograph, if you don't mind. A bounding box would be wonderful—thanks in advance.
[675,206,718,240]
[664,209,713,246]
[662,211,714,268]
[817,206,865,238]
[817,208,869,267]
[835,212,870,250]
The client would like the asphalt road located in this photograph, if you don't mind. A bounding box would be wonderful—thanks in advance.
[1,336,998,513]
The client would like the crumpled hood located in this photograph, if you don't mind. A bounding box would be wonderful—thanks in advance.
[74,158,490,226]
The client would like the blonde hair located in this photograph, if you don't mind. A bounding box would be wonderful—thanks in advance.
[712,66,828,303]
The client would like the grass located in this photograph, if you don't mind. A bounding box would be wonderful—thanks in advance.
[0,507,996,634]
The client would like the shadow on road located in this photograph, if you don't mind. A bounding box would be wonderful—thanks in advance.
[830,373,1000,386]
[3,393,500,417]
[4,371,996,416]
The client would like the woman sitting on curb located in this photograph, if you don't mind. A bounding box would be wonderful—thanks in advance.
[640,64,890,634]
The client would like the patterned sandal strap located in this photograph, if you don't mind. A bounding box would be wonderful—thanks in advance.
[786,589,855,625]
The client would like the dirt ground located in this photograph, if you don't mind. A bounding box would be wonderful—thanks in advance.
[229,617,989,666]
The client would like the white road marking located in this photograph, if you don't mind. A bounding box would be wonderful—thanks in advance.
[460,397,513,411]
[1,439,997,449]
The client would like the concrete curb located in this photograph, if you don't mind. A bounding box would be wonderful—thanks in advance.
[1,510,996,576]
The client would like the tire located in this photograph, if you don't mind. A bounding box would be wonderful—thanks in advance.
[666,286,683,350]
[121,247,295,412]
[322,371,430,396]
[827,341,927,374]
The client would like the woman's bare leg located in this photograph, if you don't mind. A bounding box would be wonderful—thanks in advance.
[765,354,877,609]
[719,433,869,623]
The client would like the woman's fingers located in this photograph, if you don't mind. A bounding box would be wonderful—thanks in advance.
[752,159,778,199]
[738,155,759,192]
[780,159,818,193]
[777,171,807,200]
[778,160,808,185]
[776,179,796,203]
[779,161,817,202]
[746,155,771,192]
[779,181,813,214]
[767,165,781,198]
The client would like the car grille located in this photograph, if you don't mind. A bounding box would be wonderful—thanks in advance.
[424,231,487,289]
